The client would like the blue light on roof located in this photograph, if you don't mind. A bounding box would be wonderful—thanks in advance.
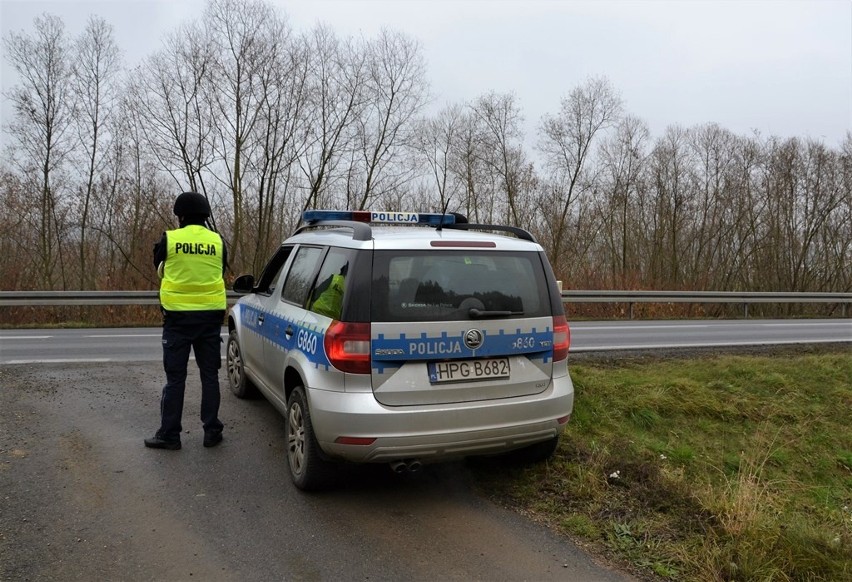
[303,210,456,226]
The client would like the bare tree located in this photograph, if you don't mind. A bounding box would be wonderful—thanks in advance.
[3,13,75,288]
[647,125,691,286]
[537,77,622,266]
[350,28,428,210]
[682,123,737,288]
[834,133,852,292]
[70,15,122,288]
[130,21,215,195]
[299,25,367,211]
[4,5,851,304]
[470,92,532,226]
[244,29,312,273]
[412,104,466,211]
[597,115,649,285]
[715,133,765,292]
[205,0,293,270]
[96,93,172,289]
[774,139,844,292]
[448,108,493,222]
[0,170,33,288]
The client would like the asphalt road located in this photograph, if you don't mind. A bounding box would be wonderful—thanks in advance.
[0,361,632,582]
[0,319,849,364]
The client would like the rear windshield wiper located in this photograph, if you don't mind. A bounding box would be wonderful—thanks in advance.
[468,308,525,319]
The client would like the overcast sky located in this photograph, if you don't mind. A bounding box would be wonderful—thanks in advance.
[2,0,851,150]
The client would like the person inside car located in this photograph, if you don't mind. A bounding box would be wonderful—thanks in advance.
[310,263,347,319]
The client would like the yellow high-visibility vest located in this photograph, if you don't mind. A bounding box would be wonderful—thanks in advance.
[159,225,226,311]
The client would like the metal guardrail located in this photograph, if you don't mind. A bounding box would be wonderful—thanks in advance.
[1,289,850,317]
[0,290,168,306]
[561,290,852,318]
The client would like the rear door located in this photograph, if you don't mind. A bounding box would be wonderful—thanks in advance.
[262,245,325,396]
[369,250,556,406]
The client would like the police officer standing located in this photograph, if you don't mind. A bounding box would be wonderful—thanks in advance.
[145,192,227,450]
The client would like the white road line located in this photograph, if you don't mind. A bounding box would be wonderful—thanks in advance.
[2,356,200,364]
[0,335,52,340]
[83,333,229,338]
[0,355,201,366]
[569,338,852,352]
[3,358,114,364]
[760,322,852,327]
[85,334,161,338]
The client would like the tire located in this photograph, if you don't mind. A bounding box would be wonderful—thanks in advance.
[285,386,335,491]
[507,436,560,464]
[227,329,256,398]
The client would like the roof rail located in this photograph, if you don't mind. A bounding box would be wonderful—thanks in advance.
[443,223,536,243]
[292,210,537,243]
[292,220,372,241]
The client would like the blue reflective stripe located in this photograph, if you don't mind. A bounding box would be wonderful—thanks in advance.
[372,328,554,362]
[239,304,332,369]
[240,303,555,375]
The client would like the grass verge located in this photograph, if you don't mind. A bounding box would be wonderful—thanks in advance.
[469,347,852,581]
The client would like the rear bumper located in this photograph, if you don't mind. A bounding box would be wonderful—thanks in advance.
[308,374,574,463]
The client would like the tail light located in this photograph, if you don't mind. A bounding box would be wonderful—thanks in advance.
[325,321,371,374]
[552,315,570,361]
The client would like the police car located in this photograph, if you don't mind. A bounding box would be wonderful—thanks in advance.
[226,210,574,490]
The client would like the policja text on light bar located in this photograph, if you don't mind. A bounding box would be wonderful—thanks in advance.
[302,210,457,226]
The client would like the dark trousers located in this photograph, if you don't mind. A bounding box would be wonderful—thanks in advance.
[157,315,224,441]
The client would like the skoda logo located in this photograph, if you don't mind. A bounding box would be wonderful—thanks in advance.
[464,329,484,350]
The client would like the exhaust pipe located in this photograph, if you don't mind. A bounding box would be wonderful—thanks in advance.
[407,459,423,473]
[389,458,423,474]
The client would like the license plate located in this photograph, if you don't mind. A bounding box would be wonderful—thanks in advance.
[428,358,510,384]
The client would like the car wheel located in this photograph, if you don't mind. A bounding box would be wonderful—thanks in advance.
[286,386,335,491]
[227,329,256,398]
[508,436,560,464]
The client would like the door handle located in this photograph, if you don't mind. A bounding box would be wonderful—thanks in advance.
[285,325,294,338]
[258,314,265,326]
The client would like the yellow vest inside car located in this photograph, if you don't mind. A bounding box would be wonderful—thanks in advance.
[160,225,226,311]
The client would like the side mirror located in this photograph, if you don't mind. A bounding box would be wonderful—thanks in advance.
[232,274,255,294]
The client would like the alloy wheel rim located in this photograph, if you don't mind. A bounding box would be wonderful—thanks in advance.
[288,403,305,475]
[227,342,241,386]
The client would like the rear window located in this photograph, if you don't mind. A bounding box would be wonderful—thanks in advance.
[370,250,551,322]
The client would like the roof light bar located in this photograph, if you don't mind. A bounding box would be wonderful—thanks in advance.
[303,210,456,226]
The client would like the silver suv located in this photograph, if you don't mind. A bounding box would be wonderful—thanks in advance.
[227,210,574,490]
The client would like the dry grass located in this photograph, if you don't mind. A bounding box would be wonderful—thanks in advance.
[469,348,852,581]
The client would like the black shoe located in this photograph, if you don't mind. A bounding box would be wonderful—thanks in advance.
[144,436,181,450]
[203,432,223,448]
